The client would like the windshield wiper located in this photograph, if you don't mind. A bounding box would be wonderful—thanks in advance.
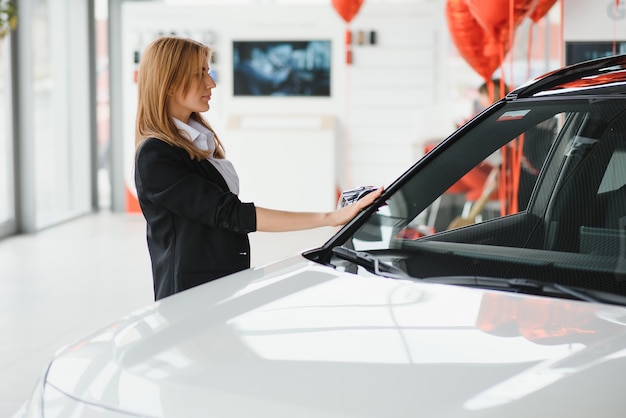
[332,246,409,280]
[422,276,612,304]
[506,278,602,303]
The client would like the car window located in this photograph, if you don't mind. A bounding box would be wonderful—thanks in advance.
[334,98,626,299]
[426,114,559,233]
[598,149,626,193]
[347,104,568,250]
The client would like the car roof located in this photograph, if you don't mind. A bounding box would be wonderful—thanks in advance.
[509,53,626,99]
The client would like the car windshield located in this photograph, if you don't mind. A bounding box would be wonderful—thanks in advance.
[326,96,626,304]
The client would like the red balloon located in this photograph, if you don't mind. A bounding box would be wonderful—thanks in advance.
[529,0,558,23]
[331,0,365,23]
[446,0,511,81]
[465,0,538,42]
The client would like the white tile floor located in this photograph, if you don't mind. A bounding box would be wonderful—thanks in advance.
[0,211,335,417]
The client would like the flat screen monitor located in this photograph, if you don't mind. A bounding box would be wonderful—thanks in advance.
[565,41,626,66]
[233,40,331,97]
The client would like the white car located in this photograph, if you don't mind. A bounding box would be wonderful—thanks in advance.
[16,55,626,417]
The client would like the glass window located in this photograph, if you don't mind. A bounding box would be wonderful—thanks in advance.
[30,0,92,228]
[347,104,567,252]
[409,114,559,234]
[0,34,15,235]
[332,98,626,297]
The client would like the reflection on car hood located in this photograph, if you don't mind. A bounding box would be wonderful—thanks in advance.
[47,255,626,417]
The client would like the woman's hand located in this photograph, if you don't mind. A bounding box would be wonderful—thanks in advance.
[329,186,384,226]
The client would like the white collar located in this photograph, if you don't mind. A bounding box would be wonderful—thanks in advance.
[173,118,215,152]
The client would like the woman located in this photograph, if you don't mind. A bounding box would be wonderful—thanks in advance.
[134,36,382,300]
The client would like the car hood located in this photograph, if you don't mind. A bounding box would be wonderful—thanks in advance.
[46,255,626,417]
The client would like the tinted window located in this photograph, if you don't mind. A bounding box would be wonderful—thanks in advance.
[334,98,626,298]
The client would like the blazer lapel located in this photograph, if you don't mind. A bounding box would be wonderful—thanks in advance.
[199,159,230,192]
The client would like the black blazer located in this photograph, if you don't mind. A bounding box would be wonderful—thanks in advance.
[135,138,257,300]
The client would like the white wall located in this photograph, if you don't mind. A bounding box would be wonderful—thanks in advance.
[564,0,626,41]
[337,1,451,187]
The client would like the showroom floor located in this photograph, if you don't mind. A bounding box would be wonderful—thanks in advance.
[0,211,334,417]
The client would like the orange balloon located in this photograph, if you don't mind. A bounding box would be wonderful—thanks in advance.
[529,0,558,23]
[446,0,511,81]
[331,0,365,23]
[465,0,538,42]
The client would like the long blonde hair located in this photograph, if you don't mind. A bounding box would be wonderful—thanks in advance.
[135,36,224,160]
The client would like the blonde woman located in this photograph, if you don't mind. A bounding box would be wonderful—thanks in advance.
[134,36,382,300]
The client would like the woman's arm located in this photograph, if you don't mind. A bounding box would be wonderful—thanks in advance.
[255,186,383,232]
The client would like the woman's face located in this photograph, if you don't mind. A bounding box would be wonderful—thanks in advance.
[168,55,216,123]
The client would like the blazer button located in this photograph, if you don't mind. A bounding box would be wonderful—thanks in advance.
[222,221,229,228]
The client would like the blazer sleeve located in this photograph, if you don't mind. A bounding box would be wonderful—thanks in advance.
[135,138,256,234]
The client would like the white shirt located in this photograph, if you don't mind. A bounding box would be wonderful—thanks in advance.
[173,118,240,195]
